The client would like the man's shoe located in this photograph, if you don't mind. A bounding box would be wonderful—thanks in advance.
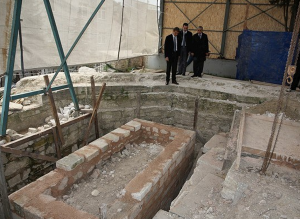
[172,81,179,85]
[176,73,181,75]
[191,75,197,77]
[165,81,169,85]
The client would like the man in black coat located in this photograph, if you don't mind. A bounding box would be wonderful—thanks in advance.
[290,53,300,91]
[178,23,193,76]
[191,26,209,77]
[164,27,181,85]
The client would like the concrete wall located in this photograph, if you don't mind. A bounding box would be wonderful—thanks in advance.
[144,54,237,78]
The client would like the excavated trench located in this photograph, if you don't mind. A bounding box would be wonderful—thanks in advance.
[3,73,281,218]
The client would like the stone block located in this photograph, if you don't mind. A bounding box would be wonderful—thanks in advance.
[89,138,109,152]
[8,174,22,188]
[56,154,84,171]
[125,121,142,131]
[5,158,30,177]
[131,182,152,201]
[203,133,227,154]
[112,128,131,137]
[153,210,184,219]
[24,206,44,219]
[75,146,99,162]
[197,147,225,171]
[102,133,119,142]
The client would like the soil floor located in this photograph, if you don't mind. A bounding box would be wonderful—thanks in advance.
[189,157,300,219]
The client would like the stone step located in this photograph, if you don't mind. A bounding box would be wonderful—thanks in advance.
[197,146,226,171]
[170,169,224,218]
[202,132,227,153]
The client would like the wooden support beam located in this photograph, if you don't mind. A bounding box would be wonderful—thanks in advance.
[52,127,61,159]
[193,97,199,130]
[235,107,246,170]
[2,113,91,149]
[1,146,58,162]
[90,76,100,139]
[44,75,65,145]
[83,83,106,145]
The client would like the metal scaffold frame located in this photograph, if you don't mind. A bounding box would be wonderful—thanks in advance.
[0,0,105,217]
[163,0,291,58]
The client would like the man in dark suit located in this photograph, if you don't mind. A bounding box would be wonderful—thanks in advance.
[164,27,181,85]
[177,23,193,76]
[191,26,209,77]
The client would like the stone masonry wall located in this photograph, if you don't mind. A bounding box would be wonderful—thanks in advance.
[2,83,265,194]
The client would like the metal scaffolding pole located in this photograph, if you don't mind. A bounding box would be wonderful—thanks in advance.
[43,0,79,111]
[0,0,22,216]
[220,0,231,58]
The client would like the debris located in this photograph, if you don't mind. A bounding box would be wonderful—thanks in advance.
[91,189,100,197]
[28,128,38,133]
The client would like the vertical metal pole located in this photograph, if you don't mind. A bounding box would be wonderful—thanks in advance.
[158,0,164,52]
[43,0,79,111]
[0,0,22,216]
[18,20,25,78]
[0,0,22,137]
[220,0,231,58]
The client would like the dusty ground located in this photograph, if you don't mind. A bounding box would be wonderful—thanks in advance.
[248,92,300,121]
[61,141,164,217]
[11,71,283,99]
[198,157,300,219]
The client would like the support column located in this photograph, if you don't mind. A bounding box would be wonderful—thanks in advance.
[220,0,231,58]
[43,0,79,110]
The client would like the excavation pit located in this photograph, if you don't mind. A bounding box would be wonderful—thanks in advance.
[9,119,196,219]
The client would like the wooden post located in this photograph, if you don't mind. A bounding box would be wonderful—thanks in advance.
[0,148,12,219]
[235,107,246,170]
[136,92,141,118]
[83,83,106,145]
[43,75,65,145]
[90,76,100,139]
[52,127,61,159]
[193,98,199,130]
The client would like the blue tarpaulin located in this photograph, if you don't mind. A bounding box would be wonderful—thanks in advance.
[236,30,292,84]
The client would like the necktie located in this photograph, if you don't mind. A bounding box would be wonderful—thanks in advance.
[174,36,177,51]
[182,32,186,47]
[199,34,202,39]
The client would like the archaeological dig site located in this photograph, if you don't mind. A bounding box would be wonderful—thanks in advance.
[0,0,299,218]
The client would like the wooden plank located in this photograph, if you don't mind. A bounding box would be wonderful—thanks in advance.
[136,92,141,118]
[193,98,199,130]
[52,127,61,159]
[90,76,100,138]
[44,75,65,145]
[235,107,246,170]
[83,83,106,145]
[1,146,58,162]
[3,113,91,149]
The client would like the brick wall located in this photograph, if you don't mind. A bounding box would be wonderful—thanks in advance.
[9,119,195,219]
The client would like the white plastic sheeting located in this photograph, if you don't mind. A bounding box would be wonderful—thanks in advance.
[0,0,159,74]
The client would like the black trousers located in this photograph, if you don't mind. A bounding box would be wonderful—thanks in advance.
[291,69,300,90]
[178,46,188,75]
[166,52,179,82]
[193,57,204,76]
